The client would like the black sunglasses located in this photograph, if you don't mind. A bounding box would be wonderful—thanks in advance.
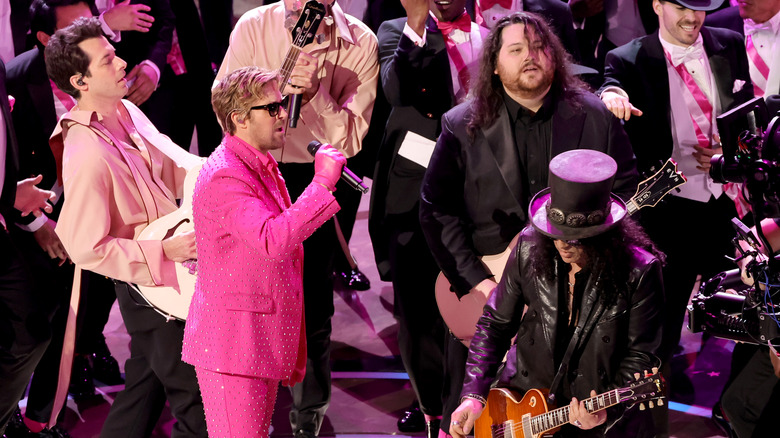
[249,95,289,118]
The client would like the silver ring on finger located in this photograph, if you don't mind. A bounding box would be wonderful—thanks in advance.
[451,420,460,426]
[573,419,583,428]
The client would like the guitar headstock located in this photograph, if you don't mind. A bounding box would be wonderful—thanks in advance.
[617,368,666,409]
[280,1,327,94]
[630,159,687,211]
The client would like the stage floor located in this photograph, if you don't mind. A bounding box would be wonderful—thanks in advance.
[22,180,733,437]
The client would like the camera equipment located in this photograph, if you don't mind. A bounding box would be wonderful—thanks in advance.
[687,97,780,346]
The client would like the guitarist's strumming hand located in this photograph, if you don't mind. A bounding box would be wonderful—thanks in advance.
[288,51,320,105]
[449,397,484,438]
[162,230,197,262]
[569,390,607,430]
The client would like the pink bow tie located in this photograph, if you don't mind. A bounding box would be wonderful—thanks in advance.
[744,19,775,36]
[436,11,472,37]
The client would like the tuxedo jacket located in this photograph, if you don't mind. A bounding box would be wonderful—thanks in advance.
[523,0,581,62]
[112,0,174,73]
[5,47,60,227]
[1,59,20,222]
[420,92,638,296]
[368,16,466,279]
[601,27,754,175]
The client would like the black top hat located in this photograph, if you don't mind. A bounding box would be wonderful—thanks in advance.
[529,150,627,240]
[663,0,725,12]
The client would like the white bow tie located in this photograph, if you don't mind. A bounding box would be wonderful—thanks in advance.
[668,41,705,67]
[744,18,776,36]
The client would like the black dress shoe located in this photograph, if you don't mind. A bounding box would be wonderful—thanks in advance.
[4,407,31,438]
[68,354,95,398]
[397,407,426,433]
[91,353,124,385]
[711,401,738,438]
[341,268,371,291]
[36,426,71,438]
[426,419,441,438]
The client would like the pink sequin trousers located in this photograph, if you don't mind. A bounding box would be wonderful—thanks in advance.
[195,368,279,437]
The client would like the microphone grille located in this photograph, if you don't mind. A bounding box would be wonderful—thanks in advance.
[307,141,322,156]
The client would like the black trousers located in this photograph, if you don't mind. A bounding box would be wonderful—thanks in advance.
[640,194,739,361]
[387,211,445,417]
[0,229,49,435]
[440,332,469,435]
[278,162,340,435]
[721,345,780,438]
[100,283,206,438]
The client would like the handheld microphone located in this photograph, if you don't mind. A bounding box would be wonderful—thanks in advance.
[288,94,302,128]
[307,141,369,193]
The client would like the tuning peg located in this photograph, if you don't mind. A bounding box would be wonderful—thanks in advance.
[639,403,646,411]
[658,398,664,406]
[649,401,655,409]
[634,372,641,380]
[652,366,659,374]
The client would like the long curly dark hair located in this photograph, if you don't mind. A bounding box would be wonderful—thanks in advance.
[528,217,666,305]
[466,12,588,138]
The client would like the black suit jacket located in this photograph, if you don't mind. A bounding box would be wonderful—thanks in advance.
[705,6,744,36]
[112,0,175,73]
[600,27,754,175]
[524,0,581,62]
[1,59,20,223]
[420,92,638,296]
[6,47,63,226]
[369,16,458,279]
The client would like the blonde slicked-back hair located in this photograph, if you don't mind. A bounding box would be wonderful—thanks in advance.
[212,66,281,136]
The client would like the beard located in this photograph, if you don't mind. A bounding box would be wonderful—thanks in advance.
[497,60,554,100]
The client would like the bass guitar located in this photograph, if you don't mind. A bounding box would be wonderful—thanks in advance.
[436,159,687,345]
[474,370,665,438]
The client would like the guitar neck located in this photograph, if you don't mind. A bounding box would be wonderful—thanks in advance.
[279,45,303,94]
[531,389,619,435]
[626,200,639,216]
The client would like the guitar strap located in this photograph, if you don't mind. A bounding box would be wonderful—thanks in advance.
[547,280,608,405]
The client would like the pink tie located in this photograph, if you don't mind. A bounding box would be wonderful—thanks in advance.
[434,12,473,96]
[167,30,188,76]
[745,34,770,97]
[664,51,713,150]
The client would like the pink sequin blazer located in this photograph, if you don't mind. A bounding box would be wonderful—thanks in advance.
[182,135,339,384]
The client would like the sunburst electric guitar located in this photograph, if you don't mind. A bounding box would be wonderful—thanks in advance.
[474,371,665,438]
[436,159,687,345]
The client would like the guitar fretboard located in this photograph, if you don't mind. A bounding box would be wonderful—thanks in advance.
[279,45,302,94]
[530,389,619,434]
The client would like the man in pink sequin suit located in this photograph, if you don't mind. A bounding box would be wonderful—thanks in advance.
[182,66,345,438]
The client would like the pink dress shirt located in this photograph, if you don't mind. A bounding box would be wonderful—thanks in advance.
[51,99,199,286]
[182,135,340,384]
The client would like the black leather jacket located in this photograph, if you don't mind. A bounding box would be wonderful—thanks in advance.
[461,227,664,436]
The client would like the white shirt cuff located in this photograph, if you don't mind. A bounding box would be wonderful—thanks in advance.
[139,60,162,88]
[17,213,48,232]
[599,86,629,98]
[99,12,120,42]
[402,22,427,47]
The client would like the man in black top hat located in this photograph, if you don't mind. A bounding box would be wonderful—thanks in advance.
[448,150,665,438]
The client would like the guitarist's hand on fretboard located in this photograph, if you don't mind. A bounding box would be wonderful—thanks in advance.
[450,397,485,438]
[286,51,320,105]
[569,390,607,430]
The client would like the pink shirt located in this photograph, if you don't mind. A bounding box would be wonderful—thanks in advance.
[51,100,199,287]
